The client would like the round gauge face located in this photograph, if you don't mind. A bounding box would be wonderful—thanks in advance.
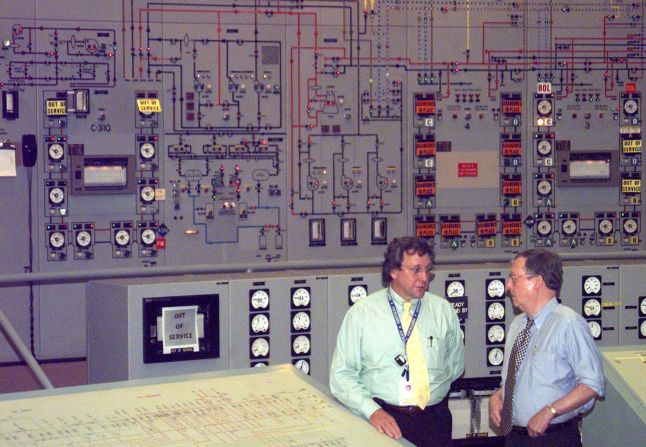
[487,302,505,320]
[49,231,65,249]
[488,348,504,366]
[349,285,367,304]
[250,314,269,334]
[294,359,310,375]
[487,324,505,343]
[623,99,638,115]
[114,229,130,246]
[292,288,311,307]
[487,280,505,299]
[641,320,646,337]
[598,219,613,235]
[76,230,91,248]
[140,186,155,202]
[292,335,311,355]
[623,218,638,235]
[537,180,552,196]
[583,276,602,295]
[537,220,553,236]
[250,290,270,310]
[588,320,602,339]
[537,99,552,115]
[583,298,602,317]
[446,281,465,298]
[48,143,64,160]
[536,140,552,156]
[253,362,267,368]
[49,187,65,204]
[292,311,311,331]
[140,229,156,245]
[562,219,577,235]
[140,142,155,159]
[640,297,646,316]
[251,338,269,357]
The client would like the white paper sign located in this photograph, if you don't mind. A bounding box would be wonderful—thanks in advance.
[161,305,199,354]
[0,150,17,177]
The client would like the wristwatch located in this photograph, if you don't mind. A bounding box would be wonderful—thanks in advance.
[547,404,558,416]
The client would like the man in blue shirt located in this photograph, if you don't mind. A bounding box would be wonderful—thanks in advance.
[489,249,605,447]
[330,237,464,446]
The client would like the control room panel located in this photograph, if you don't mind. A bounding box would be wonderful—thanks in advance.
[0,1,644,363]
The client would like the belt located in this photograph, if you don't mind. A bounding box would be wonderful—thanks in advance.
[512,417,580,435]
[374,396,448,417]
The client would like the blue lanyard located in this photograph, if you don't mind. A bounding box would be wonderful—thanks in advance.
[387,288,422,351]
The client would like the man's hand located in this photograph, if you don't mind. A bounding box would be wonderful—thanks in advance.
[526,406,554,437]
[369,408,402,439]
[488,390,503,428]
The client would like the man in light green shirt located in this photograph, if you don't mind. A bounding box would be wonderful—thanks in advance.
[330,237,464,447]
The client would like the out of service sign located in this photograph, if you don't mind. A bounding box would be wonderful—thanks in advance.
[162,305,199,354]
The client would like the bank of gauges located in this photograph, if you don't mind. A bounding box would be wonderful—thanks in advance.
[485,277,507,368]
[581,275,602,340]
[444,278,467,343]
[291,286,311,375]
[639,296,646,340]
[249,288,270,367]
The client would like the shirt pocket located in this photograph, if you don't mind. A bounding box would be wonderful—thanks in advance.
[528,349,570,386]
[424,336,449,381]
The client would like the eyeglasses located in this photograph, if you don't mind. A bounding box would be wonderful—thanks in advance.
[507,273,537,283]
[401,264,435,279]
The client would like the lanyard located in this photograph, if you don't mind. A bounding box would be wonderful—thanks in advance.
[387,288,422,352]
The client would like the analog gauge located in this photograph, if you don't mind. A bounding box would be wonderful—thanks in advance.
[292,335,311,355]
[488,348,504,366]
[292,311,311,331]
[623,218,638,235]
[487,324,505,343]
[562,219,577,235]
[114,229,130,246]
[588,320,602,339]
[49,187,65,205]
[253,362,267,368]
[487,302,505,320]
[598,219,613,235]
[537,220,553,236]
[251,337,269,357]
[140,229,156,245]
[486,279,505,299]
[294,359,310,375]
[623,99,638,115]
[583,276,602,295]
[292,288,311,307]
[49,231,65,249]
[250,314,269,334]
[446,280,465,298]
[250,290,270,310]
[140,186,155,203]
[583,298,602,317]
[640,320,646,337]
[349,285,367,304]
[140,142,155,159]
[75,230,91,248]
[537,99,553,115]
[48,143,64,160]
[537,180,552,196]
[640,297,646,316]
[536,140,552,156]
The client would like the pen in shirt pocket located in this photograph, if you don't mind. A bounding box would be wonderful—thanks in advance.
[427,336,433,347]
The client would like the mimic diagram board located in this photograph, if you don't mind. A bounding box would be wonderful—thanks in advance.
[0,365,405,446]
[0,1,645,360]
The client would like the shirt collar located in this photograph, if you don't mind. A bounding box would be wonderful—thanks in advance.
[527,296,558,328]
[388,286,421,309]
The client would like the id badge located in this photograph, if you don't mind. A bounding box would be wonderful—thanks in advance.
[398,377,414,406]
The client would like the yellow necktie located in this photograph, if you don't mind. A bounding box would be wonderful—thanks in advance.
[403,301,431,409]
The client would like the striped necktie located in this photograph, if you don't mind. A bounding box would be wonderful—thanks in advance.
[403,301,431,409]
[501,317,534,435]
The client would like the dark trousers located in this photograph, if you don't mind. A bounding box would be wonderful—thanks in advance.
[375,396,452,447]
[505,420,581,447]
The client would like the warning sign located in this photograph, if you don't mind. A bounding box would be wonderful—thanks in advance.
[458,162,478,177]
[161,305,199,354]
[136,98,162,113]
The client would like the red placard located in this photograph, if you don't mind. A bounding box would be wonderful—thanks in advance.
[626,83,636,94]
[458,162,478,177]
